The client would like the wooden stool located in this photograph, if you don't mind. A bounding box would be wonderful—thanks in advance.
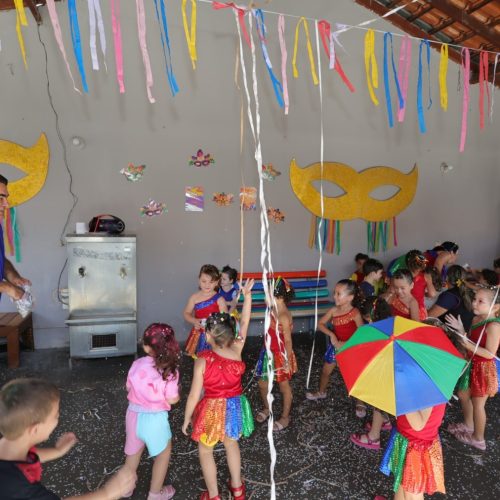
[0,312,34,368]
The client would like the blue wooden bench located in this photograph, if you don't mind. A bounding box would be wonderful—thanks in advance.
[237,270,332,331]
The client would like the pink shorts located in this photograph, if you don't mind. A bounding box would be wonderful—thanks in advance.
[125,407,171,457]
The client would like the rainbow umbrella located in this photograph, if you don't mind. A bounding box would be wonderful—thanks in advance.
[336,316,466,416]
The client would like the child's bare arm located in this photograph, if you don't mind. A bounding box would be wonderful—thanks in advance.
[217,296,228,313]
[37,433,77,463]
[318,309,335,339]
[237,280,255,343]
[409,298,421,321]
[183,295,201,328]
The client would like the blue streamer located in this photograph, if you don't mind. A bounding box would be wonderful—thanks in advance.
[153,0,179,96]
[68,0,88,93]
[417,40,432,133]
[383,33,404,128]
[254,10,284,108]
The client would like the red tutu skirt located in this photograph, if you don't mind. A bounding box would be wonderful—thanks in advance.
[470,359,498,397]
[255,347,297,383]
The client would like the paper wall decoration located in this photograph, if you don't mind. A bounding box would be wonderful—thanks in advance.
[189,149,215,167]
[140,199,167,217]
[290,159,418,222]
[121,163,145,182]
[185,186,204,211]
[267,207,285,223]
[213,192,234,206]
[0,134,50,207]
[262,163,281,181]
[239,187,257,211]
[291,159,418,254]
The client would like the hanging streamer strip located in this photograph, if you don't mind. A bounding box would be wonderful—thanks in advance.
[383,32,404,128]
[393,216,398,246]
[306,21,325,391]
[397,35,411,122]
[439,44,448,111]
[46,0,81,93]
[277,15,290,115]
[459,48,470,153]
[254,10,284,108]
[479,51,490,130]
[364,30,379,106]
[87,0,107,71]
[14,0,28,68]
[317,20,355,93]
[135,0,155,103]
[489,53,499,123]
[232,10,278,499]
[110,0,125,93]
[153,0,180,96]
[11,208,21,263]
[417,39,431,134]
[292,17,319,85]
[182,0,198,69]
[213,2,250,48]
[68,0,89,93]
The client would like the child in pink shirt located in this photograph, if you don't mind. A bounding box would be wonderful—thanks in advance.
[123,324,180,500]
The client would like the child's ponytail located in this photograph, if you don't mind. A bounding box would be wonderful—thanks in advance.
[447,265,473,312]
[143,323,181,380]
[337,279,364,310]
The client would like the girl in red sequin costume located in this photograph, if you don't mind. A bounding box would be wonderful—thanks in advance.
[405,250,440,318]
[379,404,447,499]
[182,280,255,500]
[306,280,364,414]
[184,265,227,358]
[254,277,297,432]
[445,286,500,451]
[384,270,425,321]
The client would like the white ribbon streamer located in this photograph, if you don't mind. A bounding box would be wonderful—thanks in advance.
[87,0,107,71]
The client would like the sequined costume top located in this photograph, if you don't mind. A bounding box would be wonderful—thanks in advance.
[331,308,359,341]
[397,404,446,444]
[194,293,221,321]
[218,284,239,304]
[469,318,500,362]
[200,351,245,398]
[267,315,293,352]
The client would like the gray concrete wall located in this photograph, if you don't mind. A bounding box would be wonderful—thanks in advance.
[0,1,498,347]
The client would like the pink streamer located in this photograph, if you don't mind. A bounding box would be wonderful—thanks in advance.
[397,35,411,122]
[111,0,125,93]
[46,0,81,93]
[135,0,155,103]
[459,48,470,153]
[212,2,250,48]
[277,15,289,115]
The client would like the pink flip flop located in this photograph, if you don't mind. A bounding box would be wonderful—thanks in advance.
[365,420,392,432]
[447,422,473,435]
[454,430,486,451]
[350,432,380,450]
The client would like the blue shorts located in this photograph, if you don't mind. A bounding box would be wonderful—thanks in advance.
[125,406,172,457]
[324,343,336,364]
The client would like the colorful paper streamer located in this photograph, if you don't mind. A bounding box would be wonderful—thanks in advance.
[68,0,89,93]
[292,17,319,85]
[364,29,379,106]
[182,0,198,69]
[110,0,125,93]
[439,43,448,111]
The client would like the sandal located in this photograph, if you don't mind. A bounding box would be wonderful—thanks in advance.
[365,420,392,432]
[454,430,486,451]
[273,418,290,432]
[200,492,221,500]
[350,432,380,450]
[305,391,327,401]
[147,486,176,500]
[447,422,473,435]
[255,410,270,423]
[355,403,367,418]
[228,480,246,499]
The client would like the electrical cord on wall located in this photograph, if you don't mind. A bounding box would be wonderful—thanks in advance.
[36,23,79,247]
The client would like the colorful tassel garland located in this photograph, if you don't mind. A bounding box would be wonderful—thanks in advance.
[367,219,397,253]
[3,208,21,262]
[309,216,341,255]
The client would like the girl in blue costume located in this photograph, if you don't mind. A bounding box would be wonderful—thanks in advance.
[184,265,227,357]
[219,265,240,314]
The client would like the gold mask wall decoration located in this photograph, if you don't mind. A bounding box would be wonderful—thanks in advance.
[290,159,418,222]
[0,133,50,207]
[290,159,418,254]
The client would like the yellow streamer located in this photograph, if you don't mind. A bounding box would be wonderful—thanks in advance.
[439,44,448,111]
[364,29,378,106]
[182,0,198,69]
[14,0,28,69]
[292,17,318,85]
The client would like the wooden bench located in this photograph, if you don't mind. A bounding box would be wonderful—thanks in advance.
[0,312,34,368]
[237,270,333,330]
